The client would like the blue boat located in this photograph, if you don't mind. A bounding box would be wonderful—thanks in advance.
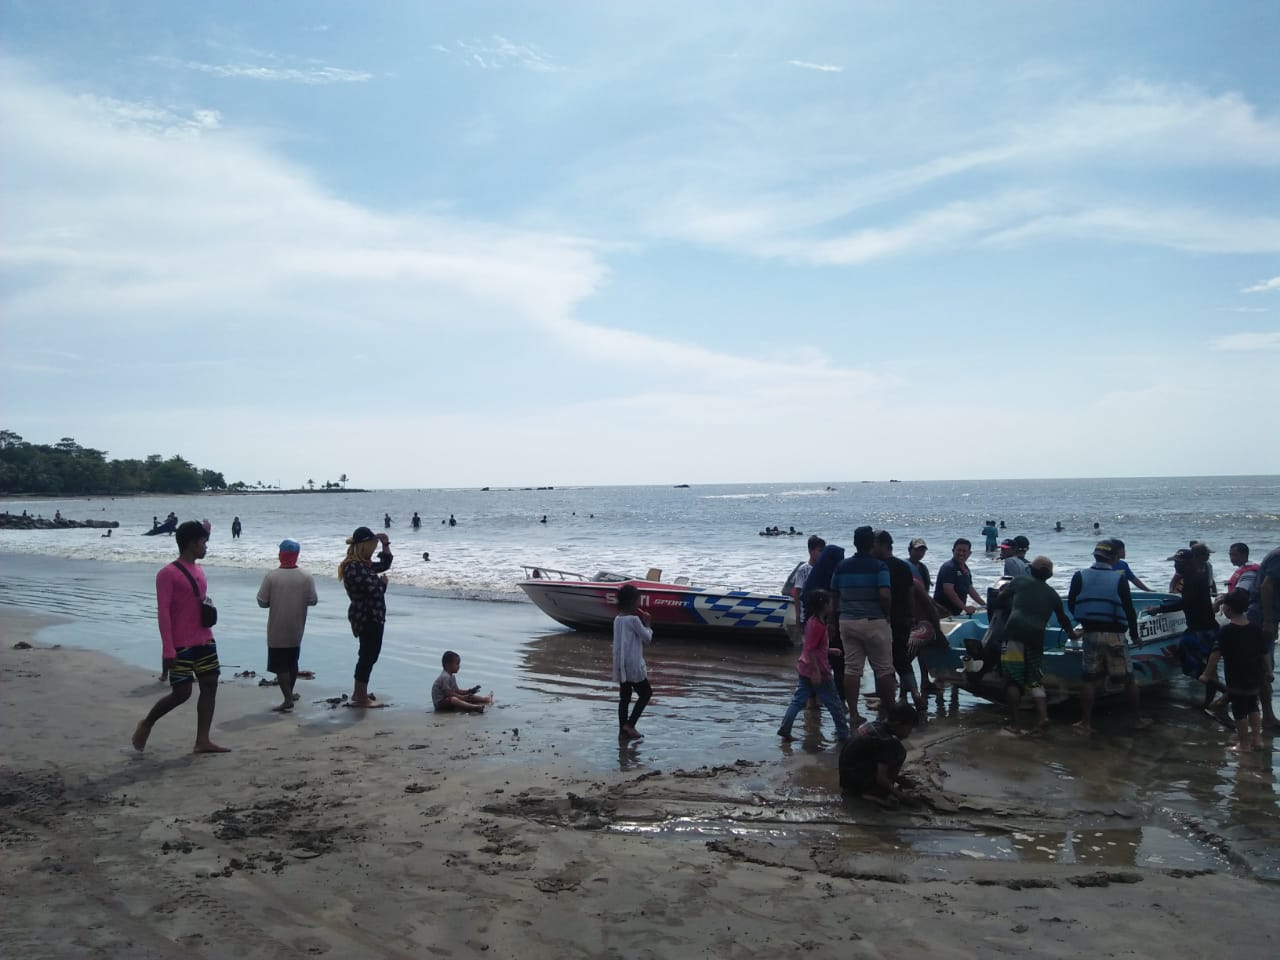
[920,590,1190,705]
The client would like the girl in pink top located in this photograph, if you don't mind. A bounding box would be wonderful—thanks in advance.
[777,590,851,741]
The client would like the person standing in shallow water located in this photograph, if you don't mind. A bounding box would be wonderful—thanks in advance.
[339,526,393,707]
[132,520,230,754]
[612,583,653,740]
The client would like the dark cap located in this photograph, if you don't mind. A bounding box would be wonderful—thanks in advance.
[908,537,927,550]
[1092,540,1116,559]
[348,526,377,545]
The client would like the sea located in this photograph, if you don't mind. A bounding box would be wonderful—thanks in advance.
[2,476,1278,878]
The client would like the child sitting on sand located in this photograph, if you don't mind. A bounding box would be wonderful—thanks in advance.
[431,651,493,713]
[1200,590,1268,752]
[777,590,850,741]
[838,703,918,807]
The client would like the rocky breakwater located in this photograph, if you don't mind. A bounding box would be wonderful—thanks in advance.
[0,513,119,530]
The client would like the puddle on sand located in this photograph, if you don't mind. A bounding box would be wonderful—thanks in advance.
[896,825,1221,870]
[608,817,1223,872]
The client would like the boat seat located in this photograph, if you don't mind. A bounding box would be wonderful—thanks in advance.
[673,576,690,585]
[646,567,663,581]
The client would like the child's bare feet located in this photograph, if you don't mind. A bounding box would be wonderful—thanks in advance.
[193,740,231,754]
[131,721,150,751]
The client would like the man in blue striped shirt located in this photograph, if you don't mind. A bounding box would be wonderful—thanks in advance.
[830,525,893,721]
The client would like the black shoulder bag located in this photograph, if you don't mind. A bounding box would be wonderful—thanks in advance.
[172,560,218,628]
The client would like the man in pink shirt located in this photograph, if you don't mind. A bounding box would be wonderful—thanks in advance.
[132,521,230,754]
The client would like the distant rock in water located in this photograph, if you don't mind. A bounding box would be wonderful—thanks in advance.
[0,513,119,530]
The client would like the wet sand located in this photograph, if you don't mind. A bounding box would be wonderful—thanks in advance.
[2,606,1277,958]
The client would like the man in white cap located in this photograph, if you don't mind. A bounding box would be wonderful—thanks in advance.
[257,538,318,711]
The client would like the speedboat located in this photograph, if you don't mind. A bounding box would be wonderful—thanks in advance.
[518,565,792,639]
[920,590,1190,705]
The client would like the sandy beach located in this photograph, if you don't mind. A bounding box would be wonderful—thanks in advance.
[2,606,1276,959]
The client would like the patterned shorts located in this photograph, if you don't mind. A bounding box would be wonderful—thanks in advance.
[1002,635,1044,692]
[169,642,220,685]
[1081,632,1131,681]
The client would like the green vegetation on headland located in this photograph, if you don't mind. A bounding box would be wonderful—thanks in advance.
[0,431,360,496]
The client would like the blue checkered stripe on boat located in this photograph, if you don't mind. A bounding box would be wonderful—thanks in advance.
[694,592,788,628]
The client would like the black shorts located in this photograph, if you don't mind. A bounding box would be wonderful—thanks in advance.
[267,646,301,674]
[1230,693,1260,720]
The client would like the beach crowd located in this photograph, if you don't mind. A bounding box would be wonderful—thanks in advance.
[130,517,1278,806]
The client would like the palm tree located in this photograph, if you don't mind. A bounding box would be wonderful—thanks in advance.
[307,478,315,491]
[339,473,348,489]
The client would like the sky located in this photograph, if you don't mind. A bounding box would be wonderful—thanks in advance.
[1,1,1278,488]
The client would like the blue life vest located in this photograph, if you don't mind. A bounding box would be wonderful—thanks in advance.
[1072,566,1126,625]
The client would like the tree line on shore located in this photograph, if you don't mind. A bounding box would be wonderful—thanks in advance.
[0,431,226,495]
[1,431,355,496]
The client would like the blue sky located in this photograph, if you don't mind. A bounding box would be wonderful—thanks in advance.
[2,1,1277,487]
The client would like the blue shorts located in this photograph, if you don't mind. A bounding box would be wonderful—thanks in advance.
[170,642,220,685]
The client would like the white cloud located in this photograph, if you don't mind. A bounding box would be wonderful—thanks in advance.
[1242,276,1280,293]
[983,204,1280,255]
[149,55,372,85]
[787,60,843,73]
[1210,332,1280,351]
[436,36,563,72]
[591,78,1280,264]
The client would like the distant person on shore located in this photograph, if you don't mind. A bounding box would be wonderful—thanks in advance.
[431,651,493,713]
[1150,548,1224,712]
[411,512,421,530]
[1003,536,1032,578]
[540,515,547,524]
[992,556,1080,735]
[782,534,825,643]
[448,514,457,527]
[873,530,928,712]
[982,520,999,555]
[1054,521,1064,533]
[904,537,938,696]
[804,543,849,713]
[839,704,918,807]
[776,590,849,741]
[933,538,985,616]
[1200,590,1267,751]
[102,528,111,538]
[257,538,318,712]
[383,512,392,529]
[1190,542,1217,597]
[612,584,653,740]
[1108,539,1153,592]
[132,520,230,754]
[1221,543,1260,600]
[231,516,242,539]
[339,526,393,708]
[1068,540,1151,735]
[1245,545,1279,729]
[831,525,894,721]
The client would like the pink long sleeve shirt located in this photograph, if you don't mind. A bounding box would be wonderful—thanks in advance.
[157,560,214,659]
[796,616,834,681]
